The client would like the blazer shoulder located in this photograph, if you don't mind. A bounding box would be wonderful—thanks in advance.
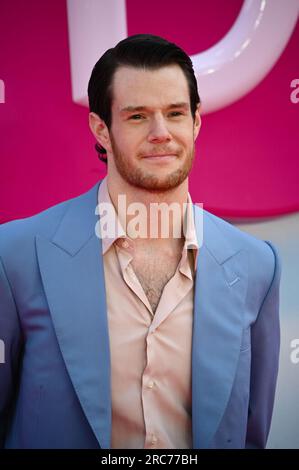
[203,209,280,279]
[204,209,276,251]
[0,184,97,256]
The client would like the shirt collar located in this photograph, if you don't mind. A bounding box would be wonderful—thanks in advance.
[97,176,199,270]
[97,177,127,255]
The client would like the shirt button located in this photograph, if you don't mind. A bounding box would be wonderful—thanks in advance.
[151,435,157,445]
[148,381,154,389]
[122,240,129,248]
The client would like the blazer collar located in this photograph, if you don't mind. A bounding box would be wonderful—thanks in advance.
[51,180,100,256]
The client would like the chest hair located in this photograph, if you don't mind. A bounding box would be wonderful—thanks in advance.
[131,244,183,314]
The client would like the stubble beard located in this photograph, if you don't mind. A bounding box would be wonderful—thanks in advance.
[110,133,195,193]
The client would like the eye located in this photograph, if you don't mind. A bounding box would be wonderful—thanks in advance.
[169,111,183,117]
[129,114,144,120]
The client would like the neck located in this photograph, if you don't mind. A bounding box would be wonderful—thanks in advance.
[106,172,189,243]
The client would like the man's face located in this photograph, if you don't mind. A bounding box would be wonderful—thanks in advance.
[108,64,201,192]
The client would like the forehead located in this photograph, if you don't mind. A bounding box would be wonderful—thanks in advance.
[111,65,190,110]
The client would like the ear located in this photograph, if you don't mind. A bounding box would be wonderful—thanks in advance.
[89,112,112,153]
[193,104,201,141]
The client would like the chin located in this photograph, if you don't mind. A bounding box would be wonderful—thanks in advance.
[131,170,189,192]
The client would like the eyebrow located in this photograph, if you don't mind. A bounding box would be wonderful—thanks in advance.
[120,102,190,114]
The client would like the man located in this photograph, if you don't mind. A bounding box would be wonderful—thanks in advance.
[0,34,281,449]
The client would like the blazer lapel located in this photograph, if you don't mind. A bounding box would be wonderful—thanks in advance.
[36,180,111,449]
[192,206,248,449]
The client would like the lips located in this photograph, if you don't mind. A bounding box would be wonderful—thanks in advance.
[141,154,177,162]
[142,154,176,158]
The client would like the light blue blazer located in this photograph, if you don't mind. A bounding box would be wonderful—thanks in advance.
[0,180,281,449]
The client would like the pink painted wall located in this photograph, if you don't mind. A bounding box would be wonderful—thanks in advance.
[0,0,298,223]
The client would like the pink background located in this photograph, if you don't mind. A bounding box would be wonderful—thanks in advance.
[0,0,298,223]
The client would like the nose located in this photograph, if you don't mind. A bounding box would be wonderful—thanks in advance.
[147,115,172,144]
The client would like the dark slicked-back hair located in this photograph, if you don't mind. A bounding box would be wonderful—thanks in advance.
[88,34,200,162]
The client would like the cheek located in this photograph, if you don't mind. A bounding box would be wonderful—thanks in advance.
[111,127,133,152]
[115,135,141,158]
[171,121,194,140]
[122,128,147,150]
[175,130,195,148]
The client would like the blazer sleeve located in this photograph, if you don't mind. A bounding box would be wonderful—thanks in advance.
[245,241,281,449]
[0,255,23,448]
